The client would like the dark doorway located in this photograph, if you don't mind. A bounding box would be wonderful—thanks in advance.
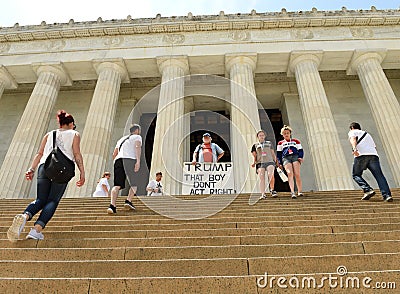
[137,109,288,195]
[140,113,157,171]
[190,111,231,162]
[131,113,156,196]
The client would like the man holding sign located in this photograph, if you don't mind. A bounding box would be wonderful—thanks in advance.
[192,133,224,164]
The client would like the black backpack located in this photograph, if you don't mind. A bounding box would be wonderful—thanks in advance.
[44,130,75,183]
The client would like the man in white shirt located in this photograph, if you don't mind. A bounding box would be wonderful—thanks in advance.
[146,171,164,196]
[348,122,392,202]
[107,124,142,214]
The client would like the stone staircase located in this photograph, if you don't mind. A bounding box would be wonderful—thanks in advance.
[0,189,399,293]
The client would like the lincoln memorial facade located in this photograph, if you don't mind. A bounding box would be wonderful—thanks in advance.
[0,7,399,198]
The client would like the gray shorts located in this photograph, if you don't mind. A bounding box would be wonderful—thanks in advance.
[256,162,275,174]
[283,154,299,166]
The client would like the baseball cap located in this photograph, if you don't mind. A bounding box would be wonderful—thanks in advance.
[203,132,211,137]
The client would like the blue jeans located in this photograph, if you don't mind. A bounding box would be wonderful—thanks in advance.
[352,155,391,198]
[24,164,68,228]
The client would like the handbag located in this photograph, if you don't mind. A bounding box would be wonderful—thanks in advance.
[44,130,75,183]
[119,135,131,151]
[357,131,368,145]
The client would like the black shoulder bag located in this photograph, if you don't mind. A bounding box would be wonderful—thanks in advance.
[119,135,132,151]
[357,131,368,145]
[44,131,75,183]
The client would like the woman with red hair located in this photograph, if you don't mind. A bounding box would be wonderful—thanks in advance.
[7,110,85,241]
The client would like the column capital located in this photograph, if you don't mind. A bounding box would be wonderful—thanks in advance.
[346,49,387,75]
[157,55,189,76]
[287,51,323,77]
[225,53,257,73]
[32,62,72,86]
[0,65,17,89]
[92,58,130,83]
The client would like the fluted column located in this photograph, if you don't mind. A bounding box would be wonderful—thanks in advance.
[0,80,4,99]
[66,59,129,197]
[348,50,400,185]
[0,63,71,198]
[0,65,17,99]
[288,52,353,190]
[183,97,195,163]
[150,56,188,195]
[225,53,261,193]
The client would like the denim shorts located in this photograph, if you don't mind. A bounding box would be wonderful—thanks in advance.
[256,162,275,170]
[282,154,299,166]
[256,162,275,174]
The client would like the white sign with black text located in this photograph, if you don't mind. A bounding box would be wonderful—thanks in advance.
[182,162,235,195]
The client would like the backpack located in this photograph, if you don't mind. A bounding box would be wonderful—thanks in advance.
[44,131,75,183]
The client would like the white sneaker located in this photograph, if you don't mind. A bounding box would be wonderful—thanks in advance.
[259,194,267,200]
[7,214,27,242]
[26,228,44,240]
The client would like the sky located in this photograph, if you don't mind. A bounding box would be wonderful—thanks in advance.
[0,0,398,27]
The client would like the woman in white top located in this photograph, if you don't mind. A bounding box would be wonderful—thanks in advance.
[7,110,85,242]
[93,172,111,197]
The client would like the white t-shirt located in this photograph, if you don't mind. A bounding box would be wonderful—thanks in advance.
[348,129,378,156]
[92,178,110,197]
[147,180,163,196]
[114,134,142,161]
[39,129,77,165]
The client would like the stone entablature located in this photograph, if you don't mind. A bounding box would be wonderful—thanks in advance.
[1,8,399,43]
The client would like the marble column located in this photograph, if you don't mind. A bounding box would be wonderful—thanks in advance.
[288,52,353,191]
[150,56,188,195]
[66,59,129,197]
[225,53,261,194]
[0,65,17,99]
[183,96,195,164]
[0,63,71,198]
[348,50,400,185]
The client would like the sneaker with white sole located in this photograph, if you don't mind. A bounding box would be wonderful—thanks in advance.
[291,192,297,199]
[259,194,267,200]
[107,204,117,214]
[271,190,278,198]
[7,214,27,242]
[26,228,44,240]
[361,190,375,200]
[124,200,135,210]
[384,196,393,202]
